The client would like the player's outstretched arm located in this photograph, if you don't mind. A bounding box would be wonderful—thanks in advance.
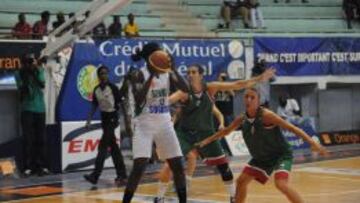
[169,90,188,104]
[196,115,244,148]
[212,105,225,130]
[207,68,276,96]
[169,56,190,93]
[263,109,329,156]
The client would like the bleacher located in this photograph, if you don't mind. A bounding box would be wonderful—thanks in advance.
[0,0,359,39]
[0,0,175,38]
[184,0,360,37]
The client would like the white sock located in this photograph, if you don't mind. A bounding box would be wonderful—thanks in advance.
[157,181,169,198]
[224,180,236,197]
[186,175,192,187]
[186,175,192,182]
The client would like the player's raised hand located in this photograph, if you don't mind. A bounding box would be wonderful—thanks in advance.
[259,68,276,82]
[312,143,329,157]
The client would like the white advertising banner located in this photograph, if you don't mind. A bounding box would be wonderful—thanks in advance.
[224,131,249,156]
[61,121,120,171]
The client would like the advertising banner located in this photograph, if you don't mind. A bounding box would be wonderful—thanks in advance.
[282,117,319,150]
[319,130,360,146]
[225,131,249,156]
[61,121,121,171]
[254,37,360,76]
[58,38,246,121]
[0,41,45,84]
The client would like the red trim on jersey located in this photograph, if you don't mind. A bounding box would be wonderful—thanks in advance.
[274,171,289,180]
[243,165,269,184]
[203,156,228,166]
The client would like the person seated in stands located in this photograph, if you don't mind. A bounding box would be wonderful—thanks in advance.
[277,94,301,121]
[33,11,50,39]
[92,21,107,39]
[251,59,274,107]
[124,13,140,37]
[274,0,308,3]
[108,15,122,38]
[52,12,65,30]
[52,12,66,36]
[220,0,251,29]
[249,0,265,29]
[63,12,76,32]
[343,0,359,29]
[12,13,32,39]
[277,94,317,141]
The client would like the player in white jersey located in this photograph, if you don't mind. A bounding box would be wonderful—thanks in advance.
[122,42,189,203]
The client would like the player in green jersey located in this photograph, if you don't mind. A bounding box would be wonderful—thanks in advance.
[197,87,328,203]
[154,65,275,203]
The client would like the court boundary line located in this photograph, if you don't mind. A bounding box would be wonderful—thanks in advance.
[4,156,360,202]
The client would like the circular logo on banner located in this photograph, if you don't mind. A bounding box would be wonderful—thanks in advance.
[77,65,99,101]
[227,40,245,79]
[228,40,244,58]
[227,60,245,79]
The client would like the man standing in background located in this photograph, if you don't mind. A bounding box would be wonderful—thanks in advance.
[15,54,49,176]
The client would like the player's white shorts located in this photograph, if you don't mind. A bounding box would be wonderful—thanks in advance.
[132,115,183,160]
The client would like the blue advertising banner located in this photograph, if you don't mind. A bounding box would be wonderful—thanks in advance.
[254,37,360,76]
[57,38,246,121]
[282,117,318,150]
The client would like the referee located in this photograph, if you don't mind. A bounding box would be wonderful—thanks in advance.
[84,65,127,185]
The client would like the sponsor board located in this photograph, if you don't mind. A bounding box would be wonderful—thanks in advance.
[254,37,360,76]
[0,41,45,85]
[225,131,249,156]
[58,38,247,121]
[319,131,360,146]
[61,121,120,171]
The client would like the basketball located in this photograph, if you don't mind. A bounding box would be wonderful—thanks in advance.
[148,50,172,73]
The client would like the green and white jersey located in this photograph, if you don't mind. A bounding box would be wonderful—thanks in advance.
[178,83,215,132]
[242,107,292,163]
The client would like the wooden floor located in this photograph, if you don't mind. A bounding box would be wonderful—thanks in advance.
[2,157,360,203]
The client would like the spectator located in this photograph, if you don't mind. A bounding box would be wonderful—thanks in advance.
[251,59,274,107]
[108,15,122,38]
[81,10,92,36]
[214,72,235,125]
[214,72,234,155]
[92,21,107,38]
[124,13,140,37]
[63,12,76,32]
[274,0,309,3]
[277,94,301,120]
[69,12,75,20]
[249,0,265,28]
[277,94,317,138]
[220,0,250,29]
[33,11,50,39]
[52,12,65,30]
[12,13,32,39]
[15,54,49,176]
[343,0,359,29]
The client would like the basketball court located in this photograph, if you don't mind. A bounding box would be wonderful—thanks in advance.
[1,154,359,203]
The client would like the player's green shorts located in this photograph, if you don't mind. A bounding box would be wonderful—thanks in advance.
[243,154,293,184]
[176,129,227,165]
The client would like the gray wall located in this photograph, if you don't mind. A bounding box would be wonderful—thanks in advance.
[0,89,19,144]
[318,84,360,132]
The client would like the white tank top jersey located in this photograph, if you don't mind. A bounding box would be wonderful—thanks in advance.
[134,68,172,122]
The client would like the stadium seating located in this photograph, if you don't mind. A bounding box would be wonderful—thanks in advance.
[0,0,359,38]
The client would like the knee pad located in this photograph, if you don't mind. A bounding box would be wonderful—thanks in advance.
[217,163,234,182]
